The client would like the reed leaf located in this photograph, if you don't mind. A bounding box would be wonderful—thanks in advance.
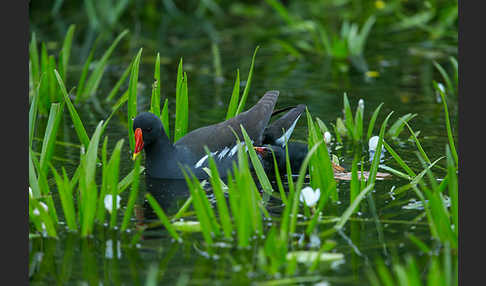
[367,112,393,187]
[235,46,259,116]
[434,81,458,166]
[106,62,131,102]
[39,103,64,175]
[29,32,40,87]
[387,113,417,139]
[174,68,188,142]
[121,155,141,231]
[83,29,129,99]
[150,52,161,117]
[225,69,240,120]
[54,69,90,148]
[51,165,77,230]
[128,48,143,151]
[80,121,104,236]
[108,139,124,228]
[241,126,273,195]
[161,98,170,140]
[335,183,374,230]
[206,148,233,239]
[145,193,182,242]
[59,24,75,81]
[367,102,384,141]
[75,36,100,104]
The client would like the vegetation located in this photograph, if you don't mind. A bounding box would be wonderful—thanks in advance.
[29,0,457,285]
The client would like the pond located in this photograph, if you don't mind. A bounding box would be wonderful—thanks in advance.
[29,1,458,285]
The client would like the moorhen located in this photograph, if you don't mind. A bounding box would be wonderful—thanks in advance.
[254,142,346,176]
[132,90,307,179]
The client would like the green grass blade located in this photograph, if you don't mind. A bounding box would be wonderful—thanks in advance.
[145,193,182,242]
[106,62,131,102]
[83,29,129,98]
[343,93,358,142]
[121,155,141,231]
[446,146,458,236]
[387,113,417,139]
[367,103,384,141]
[75,35,100,104]
[382,140,417,178]
[241,126,273,195]
[80,121,104,236]
[235,46,259,116]
[264,0,295,25]
[29,83,40,149]
[174,70,188,142]
[108,139,124,229]
[403,120,431,165]
[335,183,374,230]
[39,103,63,175]
[161,98,170,140]
[51,165,77,230]
[150,53,161,117]
[128,48,143,151]
[433,61,453,96]
[29,32,40,87]
[270,149,288,204]
[54,70,90,148]
[225,69,240,120]
[29,149,41,198]
[289,142,323,235]
[206,149,233,239]
[116,165,145,194]
[434,81,458,166]
[59,24,75,81]
[367,112,393,187]
[171,196,193,221]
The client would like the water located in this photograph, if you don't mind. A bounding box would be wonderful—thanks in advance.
[29,2,457,285]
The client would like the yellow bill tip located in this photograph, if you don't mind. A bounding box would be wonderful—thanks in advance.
[132,152,140,161]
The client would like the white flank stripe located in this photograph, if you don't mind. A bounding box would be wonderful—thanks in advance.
[275,115,301,147]
[218,147,230,160]
[195,155,208,168]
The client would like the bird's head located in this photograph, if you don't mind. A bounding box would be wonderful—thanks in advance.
[132,112,164,160]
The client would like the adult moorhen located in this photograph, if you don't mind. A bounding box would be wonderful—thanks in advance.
[132,90,306,179]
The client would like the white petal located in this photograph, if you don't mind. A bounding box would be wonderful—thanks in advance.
[368,136,380,152]
[358,99,364,110]
[39,202,48,212]
[300,187,321,207]
[324,132,332,144]
[104,194,121,213]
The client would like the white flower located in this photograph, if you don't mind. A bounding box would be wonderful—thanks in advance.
[368,136,380,152]
[369,136,385,162]
[33,202,48,216]
[324,131,332,144]
[358,99,364,110]
[299,187,320,207]
[104,194,122,213]
[437,82,445,93]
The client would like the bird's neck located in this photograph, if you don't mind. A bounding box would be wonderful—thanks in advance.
[144,134,176,175]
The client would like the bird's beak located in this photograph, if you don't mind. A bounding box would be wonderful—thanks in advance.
[132,128,144,160]
[254,146,268,156]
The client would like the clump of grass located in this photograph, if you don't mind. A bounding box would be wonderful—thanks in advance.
[367,247,457,286]
[29,51,146,237]
[29,26,128,115]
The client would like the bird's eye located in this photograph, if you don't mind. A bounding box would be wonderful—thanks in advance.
[146,127,152,133]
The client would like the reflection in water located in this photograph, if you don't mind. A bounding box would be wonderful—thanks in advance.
[143,175,191,218]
